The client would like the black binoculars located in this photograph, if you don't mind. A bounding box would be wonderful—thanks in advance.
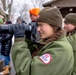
[0,23,31,34]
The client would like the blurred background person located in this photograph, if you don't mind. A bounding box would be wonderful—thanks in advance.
[28,8,40,41]
[0,21,13,75]
[0,18,5,73]
[64,13,76,75]
[16,16,27,24]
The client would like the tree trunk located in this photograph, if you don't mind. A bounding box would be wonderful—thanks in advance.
[1,0,13,21]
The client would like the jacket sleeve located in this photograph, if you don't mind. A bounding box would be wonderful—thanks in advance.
[2,34,13,42]
[67,34,76,51]
[11,41,74,75]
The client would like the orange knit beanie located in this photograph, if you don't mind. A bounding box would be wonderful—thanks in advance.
[29,8,40,16]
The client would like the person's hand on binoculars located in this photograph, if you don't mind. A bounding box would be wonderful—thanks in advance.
[13,23,26,39]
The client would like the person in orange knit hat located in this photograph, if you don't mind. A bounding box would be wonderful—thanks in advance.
[26,8,40,41]
[29,8,40,21]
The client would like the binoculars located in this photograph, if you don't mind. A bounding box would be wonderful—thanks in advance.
[0,24,31,34]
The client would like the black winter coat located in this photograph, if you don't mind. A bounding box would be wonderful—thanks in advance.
[0,34,3,53]
[26,21,40,41]
[1,34,13,56]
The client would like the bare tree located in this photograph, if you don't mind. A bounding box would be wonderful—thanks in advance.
[16,0,51,23]
[10,0,51,23]
[0,0,13,21]
[19,4,31,23]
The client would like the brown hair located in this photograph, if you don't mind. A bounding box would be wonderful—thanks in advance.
[41,26,64,45]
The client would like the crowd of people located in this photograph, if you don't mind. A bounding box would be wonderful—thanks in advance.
[0,6,76,75]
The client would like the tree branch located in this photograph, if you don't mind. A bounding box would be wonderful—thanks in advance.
[1,0,6,11]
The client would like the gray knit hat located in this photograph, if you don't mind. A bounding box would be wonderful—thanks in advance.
[64,13,76,25]
[37,7,63,28]
[17,16,23,22]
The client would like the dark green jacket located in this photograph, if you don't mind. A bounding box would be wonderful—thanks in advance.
[67,33,76,75]
[11,36,74,75]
